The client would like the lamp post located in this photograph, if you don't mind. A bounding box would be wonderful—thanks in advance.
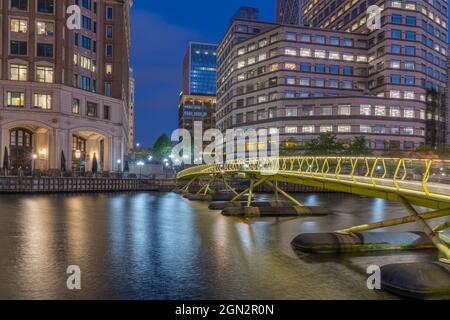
[32,153,37,175]
[117,159,122,172]
[137,161,144,179]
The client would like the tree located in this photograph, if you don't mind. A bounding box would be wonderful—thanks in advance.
[302,132,344,156]
[345,136,372,156]
[92,153,98,174]
[152,134,172,160]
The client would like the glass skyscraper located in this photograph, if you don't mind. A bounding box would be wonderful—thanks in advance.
[183,42,217,96]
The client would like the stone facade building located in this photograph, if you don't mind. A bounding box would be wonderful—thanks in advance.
[0,0,133,174]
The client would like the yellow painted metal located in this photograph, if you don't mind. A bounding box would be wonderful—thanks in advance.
[247,179,255,207]
[265,180,303,207]
[433,221,450,233]
[229,176,270,203]
[222,177,238,196]
[336,207,450,235]
[274,179,279,203]
[176,157,450,210]
[399,196,450,264]
[423,160,433,195]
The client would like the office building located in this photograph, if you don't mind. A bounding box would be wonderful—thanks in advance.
[179,42,217,140]
[216,1,448,153]
[0,0,133,175]
[276,0,304,26]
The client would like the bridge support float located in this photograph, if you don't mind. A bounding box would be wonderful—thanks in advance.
[209,201,291,210]
[291,231,442,253]
[380,262,450,300]
[222,206,328,217]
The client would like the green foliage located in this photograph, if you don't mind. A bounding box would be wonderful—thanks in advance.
[298,133,373,157]
[302,133,344,156]
[152,134,172,160]
[345,136,373,156]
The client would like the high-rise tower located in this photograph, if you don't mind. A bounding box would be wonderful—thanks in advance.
[276,0,304,26]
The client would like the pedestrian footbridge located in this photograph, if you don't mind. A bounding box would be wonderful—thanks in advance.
[177,157,450,263]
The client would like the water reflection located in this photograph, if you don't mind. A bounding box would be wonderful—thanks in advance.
[0,192,440,299]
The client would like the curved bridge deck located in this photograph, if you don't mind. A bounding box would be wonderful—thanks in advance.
[177,157,450,210]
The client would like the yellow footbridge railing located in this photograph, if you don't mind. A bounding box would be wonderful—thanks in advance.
[177,157,450,263]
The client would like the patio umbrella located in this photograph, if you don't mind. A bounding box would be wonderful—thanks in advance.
[3,147,9,176]
[60,151,66,173]
[92,153,98,174]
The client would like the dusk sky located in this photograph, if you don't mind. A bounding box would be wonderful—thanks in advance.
[131,0,274,147]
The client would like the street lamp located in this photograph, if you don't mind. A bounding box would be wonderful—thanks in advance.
[32,153,37,174]
[148,155,153,161]
[117,159,122,172]
[137,161,144,179]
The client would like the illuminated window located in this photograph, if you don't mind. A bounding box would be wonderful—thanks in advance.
[285,63,297,70]
[404,107,415,118]
[374,105,386,116]
[314,50,326,58]
[9,64,27,81]
[285,48,297,56]
[36,21,54,36]
[390,90,401,99]
[34,93,52,109]
[10,18,28,33]
[7,91,25,107]
[390,107,401,117]
[105,63,113,76]
[338,126,351,133]
[360,105,371,115]
[285,126,297,134]
[72,99,80,114]
[300,48,311,57]
[302,126,314,133]
[36,66,53,83]
[338,105,351,116]
[320,126,333,133]
[404,91,415,100]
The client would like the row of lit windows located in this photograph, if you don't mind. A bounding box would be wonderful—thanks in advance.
[281,104,425,119]
[237,62,363,80]
[281,125,422,136]
[7,63,53,82]
[236,31,364,58]
[4,91,51,109]
[10,18,54,36]
[280,89,425,101]
[283,48,367,62]
[237,104,424,119]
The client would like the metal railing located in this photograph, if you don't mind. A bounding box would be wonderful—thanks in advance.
[177,157,450,207]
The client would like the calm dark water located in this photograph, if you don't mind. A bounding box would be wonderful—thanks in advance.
[0,192,442,300]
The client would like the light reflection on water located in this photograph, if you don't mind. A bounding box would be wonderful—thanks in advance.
[0,192,442,300]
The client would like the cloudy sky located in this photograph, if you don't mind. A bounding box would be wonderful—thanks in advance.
[131,0,274,147]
